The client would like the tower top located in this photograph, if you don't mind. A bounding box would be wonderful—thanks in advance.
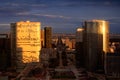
[85,19,108,23]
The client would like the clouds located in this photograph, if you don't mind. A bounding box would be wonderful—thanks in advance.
[0,3,30,17]
[0,0,48,16]
[48,0,120,7]
[32,14,71,19]
[0,0,119,15]
[0,0,120,33]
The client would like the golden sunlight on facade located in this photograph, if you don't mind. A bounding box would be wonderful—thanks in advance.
[11,21,41,71]
[95,20,109,53]
[87,20,109,53]
[83,20,109,71]
[102,20,109,53]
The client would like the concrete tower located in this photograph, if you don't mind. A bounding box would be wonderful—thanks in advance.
[41,29,44,48]
[44,27,52,48]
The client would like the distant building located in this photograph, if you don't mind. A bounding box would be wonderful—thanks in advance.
[11,21,41,71]
[109,34,120,53]
[83,20,109,72]
[40,48,56,67]
[0,34,11,70]
[64,37,73,49]
[52,33,76,49]
[44,27,52,48]
[71,39,76,49]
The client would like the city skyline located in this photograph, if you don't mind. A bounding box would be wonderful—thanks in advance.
[0,0,120,33]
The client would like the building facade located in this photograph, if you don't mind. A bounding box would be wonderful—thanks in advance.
[44,27,52,48]
[11,21,41,71]
[0,34,11,70]
[83,20,109,71]
[76,28,84,42]
[75,27,84,67]
[41,29,44,48]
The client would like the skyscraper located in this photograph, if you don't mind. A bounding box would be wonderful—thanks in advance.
[75,27,84,67]
[44,27,52,48]
[76,27,84,42]
[0,34,11,70]
[11,21,41,71]
[83,20,109,71]
[41,29,44,48]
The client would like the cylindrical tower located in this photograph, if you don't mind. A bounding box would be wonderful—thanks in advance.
[83,20,109,71]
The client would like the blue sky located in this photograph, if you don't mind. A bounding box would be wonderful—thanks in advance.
[0,0,120,33]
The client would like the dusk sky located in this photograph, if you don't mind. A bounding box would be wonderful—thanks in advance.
[0,0,120,33]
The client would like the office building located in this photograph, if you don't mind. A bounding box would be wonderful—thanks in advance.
[11,21,41,71]
[41,29,44,48]
[0,34,11,70]
[76,27,84,42]
[44,27,52,48]
[75,27,84,67]
[83,20,109,71]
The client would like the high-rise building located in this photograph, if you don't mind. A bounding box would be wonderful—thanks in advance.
[83,20,109,71]
[44,27,52,48]
[0,34,11,70]
[41,29,44,48]
[11,21,41,71]
[76,28,84,42]
[75,27,84,67]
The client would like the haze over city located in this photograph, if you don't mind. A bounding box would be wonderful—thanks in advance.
[0,0,120,33]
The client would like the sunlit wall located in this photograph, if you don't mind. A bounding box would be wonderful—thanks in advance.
[83,20,109,71]
[11,21,41,66]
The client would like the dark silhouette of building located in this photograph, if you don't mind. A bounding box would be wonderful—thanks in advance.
[0,34,11,70]
[56,36,67,67]
[75,42,84,67]
[106,53,120,79]
[44,27,52,48]
[75,28,84,68]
